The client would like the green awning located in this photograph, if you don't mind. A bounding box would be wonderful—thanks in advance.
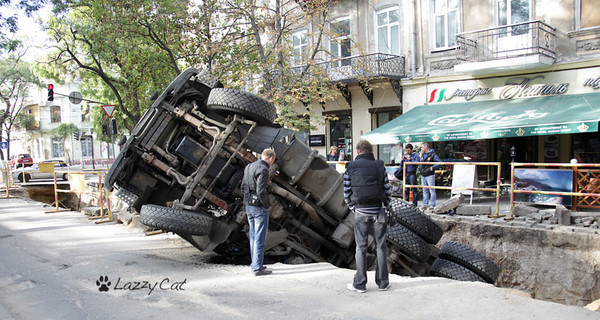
[363,93,600,144]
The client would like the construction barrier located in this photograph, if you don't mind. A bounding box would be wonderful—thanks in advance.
[399,161,504,218]
[509,162,600,219]
[45,169,113,224]
[326,161,348,173]
[0,165,17,198]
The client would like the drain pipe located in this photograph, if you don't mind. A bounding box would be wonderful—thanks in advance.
[409,0,417,78]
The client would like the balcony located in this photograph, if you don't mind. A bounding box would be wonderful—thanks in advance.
[455,20,556,74]
[295,53,406,83]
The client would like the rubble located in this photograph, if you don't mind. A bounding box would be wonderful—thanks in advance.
[432,193,464,214]
[455,205,492,216]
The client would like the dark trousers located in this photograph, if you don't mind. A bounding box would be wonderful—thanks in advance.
[353,211,389,290]
[404,173,418,206]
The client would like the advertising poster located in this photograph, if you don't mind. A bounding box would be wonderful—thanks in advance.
[514,168,573,206]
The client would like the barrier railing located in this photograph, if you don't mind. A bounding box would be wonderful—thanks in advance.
[45,169,113,224]
[509,162,600,219]
[400,161,504,217]
[81,158,114,171]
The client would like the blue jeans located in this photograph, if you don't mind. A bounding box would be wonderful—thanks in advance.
[353,211,389,290]
[246,205,269,273]
[404,173,418,206]
[421,174,436,207]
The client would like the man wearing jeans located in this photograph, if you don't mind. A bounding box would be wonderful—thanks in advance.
[399,143,420,206]
[241,149,276,276]
[420,142,441,211]
[344,140,392,293]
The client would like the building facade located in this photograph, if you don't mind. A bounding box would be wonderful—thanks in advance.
[298,0,600,181]
[11,81,116,166]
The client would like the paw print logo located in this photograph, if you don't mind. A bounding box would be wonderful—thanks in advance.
[96,276,111,292]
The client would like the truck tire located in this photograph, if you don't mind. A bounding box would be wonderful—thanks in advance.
[390,198,443,244]
[429,258,487,283]
[140,205,213,236]
[439,241,500,284]
[386,222,431,262]
[207,88,277,125]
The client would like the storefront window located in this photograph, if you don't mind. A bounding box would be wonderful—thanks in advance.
[373,110,402,164]
[573,133,600,163]
[329,113,352,161]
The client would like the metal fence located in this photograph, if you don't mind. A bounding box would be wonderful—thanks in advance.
[456,20,556,63]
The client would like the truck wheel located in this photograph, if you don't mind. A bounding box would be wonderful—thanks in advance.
[429,258,487,283]
[140,205,213,236]
[386,223,431,262]
[390,198,443,244]
[438,241,500,284]
[207,88,277,125]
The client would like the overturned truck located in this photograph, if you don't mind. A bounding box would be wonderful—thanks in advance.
[105,68,499,284]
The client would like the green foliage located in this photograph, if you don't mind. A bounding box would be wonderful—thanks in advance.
[53,122,78,139]
[42,0,359,134]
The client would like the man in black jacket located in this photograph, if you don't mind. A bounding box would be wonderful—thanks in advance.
[241,149,276,276]
[344,140,392,292]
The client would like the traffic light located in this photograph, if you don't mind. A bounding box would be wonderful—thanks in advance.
[47,84,54,101]
[73,131,80,140]
[102,124,108,135]
[110,119,117,135]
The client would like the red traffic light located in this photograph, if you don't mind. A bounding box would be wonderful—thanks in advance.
[47,84,54,101]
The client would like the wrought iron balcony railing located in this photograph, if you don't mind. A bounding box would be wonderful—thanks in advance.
[294,53,405,82]
[456,20,556,63]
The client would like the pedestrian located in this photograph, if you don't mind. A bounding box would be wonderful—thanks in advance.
[343,140,391,293]
[397,143,420,206]
[241,148,276,276]
[327,146,340,161]
[420,142,441,211]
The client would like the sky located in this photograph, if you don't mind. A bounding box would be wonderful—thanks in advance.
[0,3,52,61]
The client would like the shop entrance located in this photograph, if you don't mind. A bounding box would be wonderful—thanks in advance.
[329,113,352,161]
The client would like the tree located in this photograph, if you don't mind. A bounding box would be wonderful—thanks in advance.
[53,122,78,163]
[211,0,343,131]
[0,48,41,161]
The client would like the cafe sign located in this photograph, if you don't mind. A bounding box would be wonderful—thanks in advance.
[429,75,569,103]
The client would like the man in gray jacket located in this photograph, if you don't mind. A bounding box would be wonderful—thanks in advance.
[241,149,276,276]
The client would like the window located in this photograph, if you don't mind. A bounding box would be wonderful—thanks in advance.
[51,137,64,158]
[376,7,400,54]
[50,105,61,123]
[292,30,308,66]
[330,18,351,67]
[372,108,402,164]
[579,0,600,29]
[81,136,93,158]
[497,0,530,35]
[432,0,459,49]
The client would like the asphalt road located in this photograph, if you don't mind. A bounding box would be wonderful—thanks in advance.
[0,197,597,320]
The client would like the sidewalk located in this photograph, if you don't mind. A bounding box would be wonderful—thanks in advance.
[0,197,597,319]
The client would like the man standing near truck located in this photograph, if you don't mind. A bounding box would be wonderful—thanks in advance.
[241,149,276,276]
[344,140,391,292]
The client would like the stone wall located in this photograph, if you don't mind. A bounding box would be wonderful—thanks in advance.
[434,216,600,307]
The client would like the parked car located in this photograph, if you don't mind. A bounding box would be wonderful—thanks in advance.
[10,153,34,168]
[12,160,78,182]
[105,68,499,283]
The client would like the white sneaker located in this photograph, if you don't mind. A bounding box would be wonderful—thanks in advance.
[346,283,366,293]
